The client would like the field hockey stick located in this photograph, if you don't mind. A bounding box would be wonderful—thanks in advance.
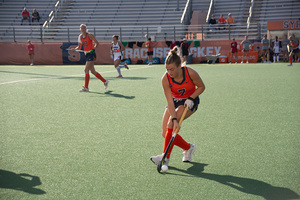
[157,108,188,173]
[65,48,91,53]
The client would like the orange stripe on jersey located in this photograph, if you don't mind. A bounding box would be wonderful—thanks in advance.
[166,66,196,99]
[291,41,298,49]
[80,33,94,51]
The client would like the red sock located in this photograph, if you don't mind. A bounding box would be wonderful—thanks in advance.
[95,72,106,83]
[84,74,90,88]
[163,128,175,159]
[174,134,190,151]
[289,57,293,64]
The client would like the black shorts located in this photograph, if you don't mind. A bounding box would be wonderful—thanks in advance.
[166,96,200,112]
[292,48,299,54]
[85,52,96,61]
[182,51,189,56]
[147,51,153,56]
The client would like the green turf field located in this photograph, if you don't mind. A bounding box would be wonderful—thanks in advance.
[1,63,299,200]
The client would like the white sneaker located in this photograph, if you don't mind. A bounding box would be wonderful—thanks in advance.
[150,154,169,166]
[229,62,231,64]
[241,61,243,64]
[235,62,237,64]
[182,144,196,162]
[287,64,292,66]
[79,87,89,92]
[246,61,249,64]
[104,80,109,89]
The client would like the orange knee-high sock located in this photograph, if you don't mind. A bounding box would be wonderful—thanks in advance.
[95,72,106,83]
[163,128,175,159]
[289,57,293,64]
[174,134,191,151]
[84,74,90,88]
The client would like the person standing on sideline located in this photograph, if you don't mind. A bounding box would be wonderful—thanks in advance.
[180,38,189,65]
[281,35,290,62]
[27,40,34,65]
[261,34,270,63]
[150,46,205,168]
[145,37,154,65]
[111,35,129,78]
[273,36,280,63]
[21,8,31,25]
[72,24,109,92]
[241,36,251,63]
[229,38,238,64]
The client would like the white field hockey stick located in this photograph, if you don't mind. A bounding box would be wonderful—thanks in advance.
[157,108,188,173]
[65,48,91,53]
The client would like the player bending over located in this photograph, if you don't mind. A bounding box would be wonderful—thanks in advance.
[73,24,109,92]
[150,46,205,167]
[111,35,129,78]
[288,36,300,66]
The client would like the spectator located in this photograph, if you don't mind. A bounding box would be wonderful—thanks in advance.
[27,40,34,65]
[281,34,290,62]
[241,35,251,63]
[209,14,217,31]
[229,38,238,64]
[261,34,270,63]
[218,14,226,30]
[226,13,235,25]
[180,38,190,65]
[31,8,40,24]
[21,8,31,25]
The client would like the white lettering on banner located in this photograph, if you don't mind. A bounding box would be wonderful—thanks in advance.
[125,46,223,59]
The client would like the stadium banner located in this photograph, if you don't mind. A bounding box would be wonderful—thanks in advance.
[0,40,259,64]
[267,20,300,30]
[0,42,63,65]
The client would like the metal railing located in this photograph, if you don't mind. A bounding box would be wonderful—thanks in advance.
[181,0,193,25]
[42,0,65,36]
[206,0,215,23]
[247,0,254,34]
[0,23,260,43]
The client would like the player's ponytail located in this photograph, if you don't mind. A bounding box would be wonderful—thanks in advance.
[165,46,182,67]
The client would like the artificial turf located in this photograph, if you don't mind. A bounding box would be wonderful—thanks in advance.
[0,63,299,200]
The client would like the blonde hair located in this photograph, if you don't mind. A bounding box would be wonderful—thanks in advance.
[165,46,182,67]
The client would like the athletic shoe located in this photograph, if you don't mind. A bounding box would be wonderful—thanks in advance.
[229,62,231,64]
[241,61,243,64]
[287,64,292,66]
[79,87,89,92]
[124,63,129,70]
[182,143,196,162]
[116,75,123,78]
[246,61,249,64]
[104,80,109,89]
[235,62,237,64]
[150,154,169,166]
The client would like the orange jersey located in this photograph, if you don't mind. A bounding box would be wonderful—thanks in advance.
[166,66,196,99]
[145,41,154,52]
[80,33,94,51]
[291,41,298,49]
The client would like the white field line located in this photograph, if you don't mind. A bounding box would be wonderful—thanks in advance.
[0,65,153,85]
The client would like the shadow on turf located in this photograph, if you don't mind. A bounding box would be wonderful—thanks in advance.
[89,90,135,99]
[0,169,46,195]
[168,162,300,200]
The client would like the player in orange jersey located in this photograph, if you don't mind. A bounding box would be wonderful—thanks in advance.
[73,24,109,92]
[288,36,300,66]
[150,46,205,168]
[145,37,154,65]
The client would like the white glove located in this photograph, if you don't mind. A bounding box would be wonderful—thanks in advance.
[184,97,194,110]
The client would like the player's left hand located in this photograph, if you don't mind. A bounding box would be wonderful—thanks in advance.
[90,49,95,53]
[184,97,194,110]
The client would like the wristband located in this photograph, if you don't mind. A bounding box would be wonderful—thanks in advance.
[188,96,194,101]
[172,118,177,122]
